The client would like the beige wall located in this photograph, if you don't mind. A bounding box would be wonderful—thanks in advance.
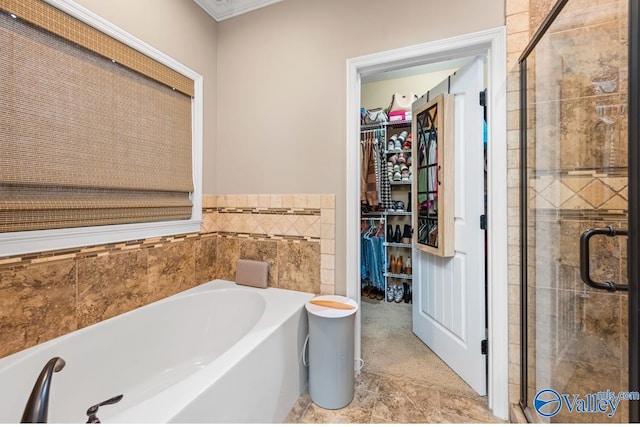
[73,0,219,194]
[216,0,505,295]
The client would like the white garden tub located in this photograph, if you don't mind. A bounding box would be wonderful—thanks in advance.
[0,279,313,423]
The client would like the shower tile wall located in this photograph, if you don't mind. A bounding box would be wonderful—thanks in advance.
[505,0,628,413]
[0,194,334,359]
[523,0,629,422]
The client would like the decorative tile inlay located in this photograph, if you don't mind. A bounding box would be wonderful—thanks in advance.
[578,180,615,207]
[561,176,593,193]
[529,172,628,216]
[539,180,574,207]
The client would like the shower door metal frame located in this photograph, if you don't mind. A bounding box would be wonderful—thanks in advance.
[517,0,640,421]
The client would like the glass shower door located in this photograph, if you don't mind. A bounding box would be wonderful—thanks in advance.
[521,0,630,422]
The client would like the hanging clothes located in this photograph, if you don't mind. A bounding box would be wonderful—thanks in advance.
[360,218,385,294]
[360,131,380,208]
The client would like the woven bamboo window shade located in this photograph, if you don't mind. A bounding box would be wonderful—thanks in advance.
[0,1,195,233]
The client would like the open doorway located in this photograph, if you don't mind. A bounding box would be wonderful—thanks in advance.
[346,27,509,419]
[358,55,484,388]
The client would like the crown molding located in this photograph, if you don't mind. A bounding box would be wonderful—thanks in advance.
[193,0,282,21]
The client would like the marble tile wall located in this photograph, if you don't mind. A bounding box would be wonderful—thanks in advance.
[202,193,336,295]
[0,233,217,359]
[0,193,334,359]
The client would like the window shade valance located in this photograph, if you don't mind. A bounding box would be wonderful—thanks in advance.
[0,3,195,233]
[0,0,194,97]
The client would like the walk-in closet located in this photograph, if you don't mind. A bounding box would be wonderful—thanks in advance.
[358,56,490,395]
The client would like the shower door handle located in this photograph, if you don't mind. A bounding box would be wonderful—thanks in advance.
[579,226,629,292]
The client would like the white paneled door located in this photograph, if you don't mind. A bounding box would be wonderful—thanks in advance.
[412,57,487,395]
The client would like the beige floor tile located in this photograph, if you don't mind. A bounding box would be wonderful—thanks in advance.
[286,301,501,424]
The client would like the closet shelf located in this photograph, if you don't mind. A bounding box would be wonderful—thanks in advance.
[384,272,413,280]
[361,119,412,131]
[362,212,386,217]
[387,120,412,128]
[386,211,412,216]
[384,148,412,155]
[361,123,386,131]
[360,111,414,303]
[385,242,412,248]
[363,211,412,216]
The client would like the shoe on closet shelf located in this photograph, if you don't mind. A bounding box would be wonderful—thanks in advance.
[393,171,402,181]
[394,282,405,303]
[401,169,410,183]
[387,135,397,151]
[397,131,408,145]
[395,201,405,212]
[386,285,395,302]
[390,255,397,274]
[401,225,412,244]
[402,133,412,150]
[397,152,406,164]
[403,283,411,303]
[394,225,402,243]
[404,256,412,275]
[394,138,402,151]
[396,255,403,273]
[406,155,412,167]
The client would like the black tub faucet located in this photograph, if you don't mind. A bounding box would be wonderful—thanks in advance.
[21,357,66,423]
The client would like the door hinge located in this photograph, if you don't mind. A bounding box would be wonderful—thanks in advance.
[480,214,487,230]
[481,339,488,355]
[479,89,487,107]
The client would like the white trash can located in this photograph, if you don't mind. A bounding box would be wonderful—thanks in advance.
[305,295,358,410]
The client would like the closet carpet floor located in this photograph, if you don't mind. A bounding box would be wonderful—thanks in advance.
[285,299,504,424]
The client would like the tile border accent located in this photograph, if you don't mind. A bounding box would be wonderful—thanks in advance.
[0,232,212,271]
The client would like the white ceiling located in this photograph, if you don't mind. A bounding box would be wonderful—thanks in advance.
[193,0,282,21]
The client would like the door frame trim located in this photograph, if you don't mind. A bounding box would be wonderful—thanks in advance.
[345,26,508,419]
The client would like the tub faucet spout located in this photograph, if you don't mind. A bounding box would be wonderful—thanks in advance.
[21,357,66,423]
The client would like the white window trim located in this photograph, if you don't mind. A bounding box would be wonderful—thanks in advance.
[0,0,203,258]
